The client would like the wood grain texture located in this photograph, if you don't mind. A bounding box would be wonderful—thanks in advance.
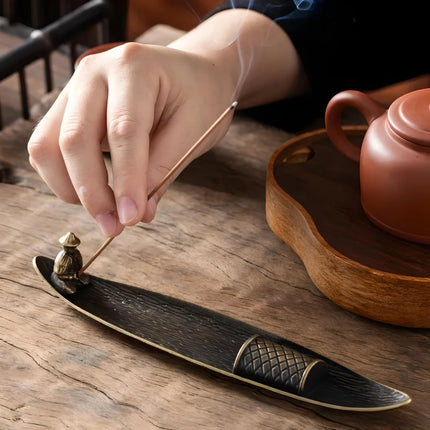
[266,127,430,328]
[0,112,429,429]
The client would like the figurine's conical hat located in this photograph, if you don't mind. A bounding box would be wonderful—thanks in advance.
[58,232,81,247]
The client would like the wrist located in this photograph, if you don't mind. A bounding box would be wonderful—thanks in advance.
[169,9,310,108]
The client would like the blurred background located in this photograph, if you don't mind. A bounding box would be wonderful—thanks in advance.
[0,0,427,130]
[0,0,222,128]
[0,0,223,42]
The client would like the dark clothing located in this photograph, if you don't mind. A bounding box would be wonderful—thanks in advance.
[208,1,428,129]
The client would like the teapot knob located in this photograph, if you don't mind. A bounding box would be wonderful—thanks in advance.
[388,88,430,146]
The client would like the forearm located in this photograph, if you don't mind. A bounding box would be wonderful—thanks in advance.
[168,9,310,109]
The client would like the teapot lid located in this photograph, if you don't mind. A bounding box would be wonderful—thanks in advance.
[388,88,430,147]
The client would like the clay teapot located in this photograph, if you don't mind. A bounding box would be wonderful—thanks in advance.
[325,88,430,244]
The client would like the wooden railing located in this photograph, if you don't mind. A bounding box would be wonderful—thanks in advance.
[0,0,117,129]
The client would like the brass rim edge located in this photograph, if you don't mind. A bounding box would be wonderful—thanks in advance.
[232,334,260,373]
[298,359,325,394]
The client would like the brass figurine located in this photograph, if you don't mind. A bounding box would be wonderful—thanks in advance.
[51,232,89,295]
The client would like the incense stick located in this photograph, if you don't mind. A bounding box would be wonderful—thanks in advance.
[78,101,238,276]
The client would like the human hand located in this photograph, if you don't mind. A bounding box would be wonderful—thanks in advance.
[28,42,236,237]
[28,8,308,238]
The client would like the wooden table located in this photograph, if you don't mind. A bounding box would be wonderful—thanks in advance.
[1,29,429,430]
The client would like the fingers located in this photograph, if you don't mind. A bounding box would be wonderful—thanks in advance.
[28,42,232,235]
[59,64,122,237]
[30,43,157,236]
[142,105,233,222]
[28,88,78,203]
[29,56,124,237]
[106,44,158,226]
[144,119,194,222]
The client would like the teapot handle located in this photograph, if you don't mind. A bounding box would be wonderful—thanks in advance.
[325,90,386,162]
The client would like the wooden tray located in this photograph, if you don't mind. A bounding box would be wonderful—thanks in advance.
[266,126,430,328]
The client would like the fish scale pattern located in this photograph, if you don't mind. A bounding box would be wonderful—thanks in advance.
[234,336,315,394]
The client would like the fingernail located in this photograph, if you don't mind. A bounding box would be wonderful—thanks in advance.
[117,196,138,225]
[96,212,117,237]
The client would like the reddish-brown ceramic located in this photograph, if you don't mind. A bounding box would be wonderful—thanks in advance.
[325,89,430,244]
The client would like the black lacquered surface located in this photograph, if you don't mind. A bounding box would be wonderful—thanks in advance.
[34,256,410,410]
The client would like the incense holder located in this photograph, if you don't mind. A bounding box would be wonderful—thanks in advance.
[33,255,410,411]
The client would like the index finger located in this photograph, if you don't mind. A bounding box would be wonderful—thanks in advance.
[59,64,123,237]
